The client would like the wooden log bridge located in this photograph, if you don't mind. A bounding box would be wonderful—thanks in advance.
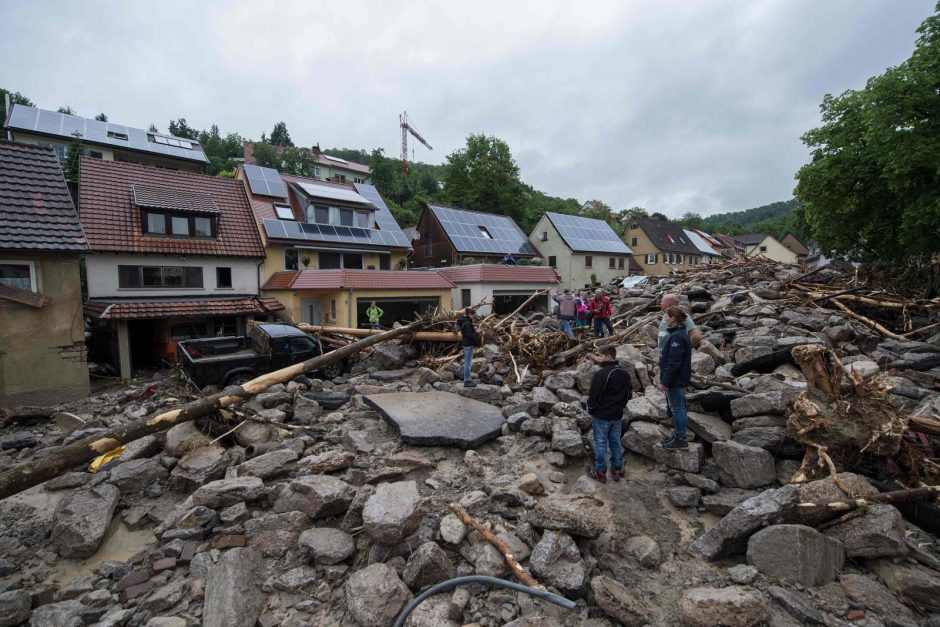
[0,322,426,501]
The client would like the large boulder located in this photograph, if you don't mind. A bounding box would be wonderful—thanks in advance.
[244,511,310,558]
[529,531,588,596]
[823,504,907,558]
[28,600,85,627]
[51,484,120,558]
[272,475,354,519]
[345,563,413,627]
[235,449,298,479]
[839,573,920,626]
[108,458,168,492]
[203,547,264,627]
[687,412,731,443]
[746,524,845,586]
[526,498,607,539]
[372,342,416,369]
[678,586,768,627]
[403,541,455,590]
[868,559,940,613]
[192,477,264,509]
[298,527,355,565]
[729,392,787,417]
[532,386,560,413]
[712,440,775,489]
[651,442,705,472]
[622,421,669,459]
[362,480,423,544]
[169,446,227,492]
[732,427,802,457]
[164,421,211,456]
[0,589,30,627]
[689,485,800,561]
[590,575,650,625]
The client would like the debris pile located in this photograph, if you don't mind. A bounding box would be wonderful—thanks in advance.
[0,259,938,626]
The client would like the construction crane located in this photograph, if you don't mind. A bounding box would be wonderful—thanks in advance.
[400,111,432,175]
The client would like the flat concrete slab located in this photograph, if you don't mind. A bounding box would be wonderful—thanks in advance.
[363,391,504,449]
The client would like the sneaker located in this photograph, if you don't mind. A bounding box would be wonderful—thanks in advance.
[611,467,625,482]
[661,433,676,445]
[662,436,688,450]
[463,381,477,388]
[586,467,607,484]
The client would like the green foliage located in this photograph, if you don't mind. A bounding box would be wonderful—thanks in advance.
[795,3,940,263]
[366,147,445,228]
[269,122,293,147]
[168,118,198,139]
[57,106,75,115]
[443,134,528,228]
[0,88,33,121]
[196,124,245,176]
[692,199,811,242]
[94,113,108,122]
[63,133,84,181]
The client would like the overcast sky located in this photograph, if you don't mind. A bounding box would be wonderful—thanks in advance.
[1,1,934,217]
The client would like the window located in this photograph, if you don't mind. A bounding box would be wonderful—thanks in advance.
[314,166,321,178]
[548,256,557,268]
[118,265,203,288]
[289,337,315,353]
[645,254,657,265]
[631,237,638,247]
[759,245,767,252]
[329,299,337,321]
[171,216,190,236]
[677,255,683,264]
[313,205,330,224]
[618,258,625,270]
[216,267,232,288]
[274,204,294,220]
[88,150,103,159]
[609,258,616,269]
[585,255,593,268]
[461,289,472,308]
[107,131,128,141]
[339,209,354,227]
[379,254,391,271]
[355,211,370,228]
[0,261,36,291]
[194,216,212,237]
[343,253,363,269]
[354,177,365,184]
[142,210,214,238]
[285,249,299,271]
[146,212,166,234]
[478,226,493,239]
[319,252,341,269]
[630,223,638,230]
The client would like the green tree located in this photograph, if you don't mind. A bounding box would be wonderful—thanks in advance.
[251,142,281,169]
[650,211,669,221]
[443,134,527,226]
[63,133,84,181]
[269,121,293,147]
[168,118,197,139]
[677,212,707,231]
[94,113,108,122]
[795,3,940,263]
[57,106,76,115]
[1,88,33,120]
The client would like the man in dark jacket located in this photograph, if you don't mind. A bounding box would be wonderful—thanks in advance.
[585,346,631,483]
[658,306,692,449]
[459,307,479,388]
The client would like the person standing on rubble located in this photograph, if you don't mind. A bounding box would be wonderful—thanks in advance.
[658,306,692,450]
[366,301,384,331]
[585,345,631,483]
[552,288,577,339]
[591,289,614,338]
[459,307,480,388]
[574,290,589,329]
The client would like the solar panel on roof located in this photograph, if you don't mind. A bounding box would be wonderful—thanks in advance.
[243,164,287,199]
[295,181,371,206]
[547,212,632,254]
[428,204,536,255]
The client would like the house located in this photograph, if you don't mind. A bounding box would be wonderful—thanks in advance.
[4,104,209,173]
[0,141,90,406]
[735,233,799,264]
[781,233,809,261]
[713,233,746,259]
[243,142,371,184]
[79,158,280,378]
[622,215,704,276]
[688,229,725,257]
[529,212,637,288]
[412,204,539,268]
[437,264,560,316]
[683,229,723,264]
[240,165,450,326]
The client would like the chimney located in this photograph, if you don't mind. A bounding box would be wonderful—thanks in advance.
[312,143,321,159]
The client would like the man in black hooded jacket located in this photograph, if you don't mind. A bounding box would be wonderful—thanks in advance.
[585,345,631,483]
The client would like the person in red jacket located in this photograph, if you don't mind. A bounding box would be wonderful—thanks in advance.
[591,290,614,338]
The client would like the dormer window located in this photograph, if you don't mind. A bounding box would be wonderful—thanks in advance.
[142,211,216,238]
[108,131,129,141]
[274,203,294,220]
[478,226,493,239]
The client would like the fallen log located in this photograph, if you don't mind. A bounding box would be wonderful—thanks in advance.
[450,502,543,589]
[494,289,551,329]
[729,348,797,377]
[298,324,459,342]
[0,322,425,501]
[797,485,940,513]
[548,314,657,368]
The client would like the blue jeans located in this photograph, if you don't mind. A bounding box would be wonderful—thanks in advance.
[665,386,688,441]
[559,319,574,338]
[370,322,380,330]
[592,417,623,472]
[463,346,474,382]
[593,317,614,337]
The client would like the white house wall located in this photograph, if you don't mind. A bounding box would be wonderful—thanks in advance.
[85,254,261,298]
[528,216,630,290]
[745,236,798,265]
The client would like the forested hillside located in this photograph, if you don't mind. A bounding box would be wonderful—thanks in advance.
[678,199,810,242]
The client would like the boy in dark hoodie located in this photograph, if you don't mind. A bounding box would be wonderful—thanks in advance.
[458,307,479,387]
[585,345,631,483]
[658,306,692,449]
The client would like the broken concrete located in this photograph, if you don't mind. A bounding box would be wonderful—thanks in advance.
[364,391,504,448]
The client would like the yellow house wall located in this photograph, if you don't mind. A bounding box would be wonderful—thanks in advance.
[745,236,798,264]
[623,223,703,276]
[0,252,90,406]
[263,287,452,327]
[262,243,407,278]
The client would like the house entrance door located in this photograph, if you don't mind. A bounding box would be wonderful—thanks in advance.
[301,298,323,325]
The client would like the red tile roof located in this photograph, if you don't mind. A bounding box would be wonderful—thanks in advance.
[79,158,265,257]
[0,283,50,308]
[84,296,284,320]
[437,264,560,284]
[263,270,454,291]
[0,140,89,252]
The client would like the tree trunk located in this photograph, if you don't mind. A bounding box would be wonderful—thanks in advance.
[297,324,460,342]
[0,322,424,500]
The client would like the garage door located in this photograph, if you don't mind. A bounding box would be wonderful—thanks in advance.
[492,290,549,315]
[355,297,440,329]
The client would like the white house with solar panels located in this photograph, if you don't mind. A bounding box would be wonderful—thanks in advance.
[3,104,209,173]
[412,204,539,268]
[528,212,641,289]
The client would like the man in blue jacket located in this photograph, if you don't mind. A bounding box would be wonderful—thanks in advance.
[585,346,631,483]
[658,306,692,450]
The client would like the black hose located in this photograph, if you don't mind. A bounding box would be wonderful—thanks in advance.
[392,575,576,627]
